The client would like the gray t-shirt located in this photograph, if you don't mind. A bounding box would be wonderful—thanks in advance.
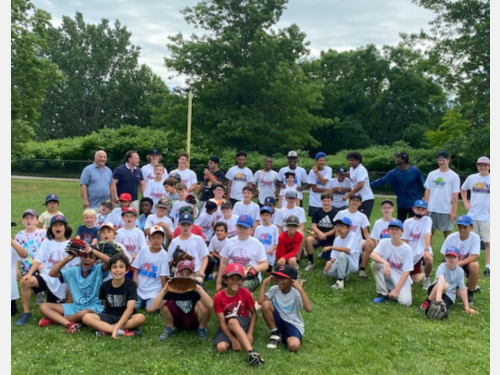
[433,262,465,303]
[265,285,304,335]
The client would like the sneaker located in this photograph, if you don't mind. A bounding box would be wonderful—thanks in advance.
[266,333,282,349]
[304,262,314,271]
[302,248,307,258]
[123,329,141,337]
[316,252,323,260]
[248,351,265,366]
[331,280,344,290]
[197,328,208,340]
[473,285,481,293]
[159,327,175,341]
[358,270,368,279]
[295,263,300,270]
[35,291,45,305]
[419,300,430,312]
[373,294,389,303]
[422,277,430,290]
[38,317,55,327]
[205,274,214,281]
[95,330,108,337]
[468,291,474,307]
[15,312,32,326]
[484,268,490,278]
[65,322,82,334]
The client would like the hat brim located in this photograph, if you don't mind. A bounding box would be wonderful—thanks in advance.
[334,220,350,226]
[121,212,137,216]
[271,271,292,279]
[222,271,244,278]
[236,223,252,228]
[445,252,459,257]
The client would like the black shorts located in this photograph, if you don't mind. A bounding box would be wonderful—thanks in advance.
[32,274,65,303]
[98,312,140,325]
[427,283,454,308]
[397,207,415,223]
[461,264,470,278]
[358,199,374,220]
[213,316,250,348]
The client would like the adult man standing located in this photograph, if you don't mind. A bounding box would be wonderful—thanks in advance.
[196,155,226,210]
[253,156,279,207]
[169,153,198,193]
[343,152,375,219]
[113,150,146,212]
[225,150,254,206]
[277,151,308,197]
[307,152,332,219]
[371,152,425,222]
[80,150,115,210]
[141,149,168,183]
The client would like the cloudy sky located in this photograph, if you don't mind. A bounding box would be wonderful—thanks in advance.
[31,0,436,89]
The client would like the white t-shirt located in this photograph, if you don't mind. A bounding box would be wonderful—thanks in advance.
[109,207,125,229]
[373,239,414,286]
[220,236,267,280]
[195,210,215,241]
[402,217,433,264]
[170,199,192,228]
[141,164,168,184]
[253,170,279,204]
[461,173,490,221]
[329,231,360,271]
[116,227,148,258]
[277,166,308,187]
[273,206,307,231]
[254,224,279,264]
[167,234,209,272]
[144,179,166,213]
[333,209,370,244]
[170,168,198,189]
[208,236,228,254]
[220,214,239,237]
[349,164,374,201]
[131,246,169,299]
[225,166,254,201]
[325,178,351,208]
[370,218,392,242]
[307,167,333,208]
[424,169,461,214]
[279,185,303,208]
[11,246,24,300]
[34,239,79,299]
[233,201,260,222]
[440,232,480,261]
[145,214,175,233]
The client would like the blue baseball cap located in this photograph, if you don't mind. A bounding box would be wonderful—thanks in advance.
[456,215,473,226]
[22,209,39,219]
[44,193,59,205]
[260,206,272,215]
[179,212,194,224]
[264,196,276,205]
[236,215,254,228]
[334,217,352,227]
[315,152,326,160]
[445,246,460,257]
[50,214,67,225]
[349,193,362,201]
[388,219,404,230]
[413,200,428,209]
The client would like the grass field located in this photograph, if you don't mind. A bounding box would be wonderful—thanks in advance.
[10,178,490,375]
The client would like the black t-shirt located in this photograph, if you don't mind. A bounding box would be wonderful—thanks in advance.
[163,281,205,314]
[200,170,226,201]
[312,209,337,243]
[99,278,138,317]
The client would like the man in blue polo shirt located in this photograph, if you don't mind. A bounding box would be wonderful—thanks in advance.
[371,152,425,222]
[80,150,115,210]
[113,150,146,212]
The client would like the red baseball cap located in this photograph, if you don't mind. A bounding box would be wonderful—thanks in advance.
[223,263,245,278]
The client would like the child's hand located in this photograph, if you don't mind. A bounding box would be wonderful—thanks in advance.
[383,263,391,277]
[267,249,274,255]
[277,258,286,266]
[247,332,253,344]
[465,307,478,314]
[111,327,120,339]
[263,275,273,284]
[388,289,399,300]
[291,279,303,291]
[323,261,331,272]
[230,337,241,351]
[21,274,31,287]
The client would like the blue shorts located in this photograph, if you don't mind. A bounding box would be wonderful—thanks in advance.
[62,302,104,316]
[274,308,302,343]
[321,249,332,261]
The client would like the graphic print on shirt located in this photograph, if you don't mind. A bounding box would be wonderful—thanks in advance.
[473,182,490,194]
[78,286,94,305]
[138,262,158,278]
[225,300,243,318]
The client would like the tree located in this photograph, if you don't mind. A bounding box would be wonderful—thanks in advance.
[165,0,332,154]
[37,12,170,140]
[11,0,60,154]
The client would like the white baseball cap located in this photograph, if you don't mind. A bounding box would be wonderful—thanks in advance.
[476,156,490,165]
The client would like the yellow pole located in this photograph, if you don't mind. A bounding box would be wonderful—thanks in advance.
[187,91,192,167]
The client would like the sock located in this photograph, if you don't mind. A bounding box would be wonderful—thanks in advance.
[117,329,125,335]
[486,264,490,269]
[338,278,344,281]
[360,267,365,271]
[247,349,256,354]
[270,328,278,334]
[307,254,313,263]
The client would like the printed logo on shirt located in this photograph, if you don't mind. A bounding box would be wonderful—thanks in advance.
[138,262,158,278]
[224,300,244,319]
[409,227,422,240]
[258,233,273,245]
[234,173,248,182]
[78,286,94,305]
[379,228,390,239]
[472,182,490,194]
[433,177,446,188]
[318,216,333,229]
[387,256,403,270]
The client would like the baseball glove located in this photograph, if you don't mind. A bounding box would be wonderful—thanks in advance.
[65,238,88,257]
[425,300,449,320]
[91,241,122,257]
[172,245,194,267]
[185,194,198,205]
[167,277,197,293]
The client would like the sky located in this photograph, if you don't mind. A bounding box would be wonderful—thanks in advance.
[30,0,437,89]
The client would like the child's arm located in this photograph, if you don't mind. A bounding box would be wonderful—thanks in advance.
[388,271,410,299]
[160,275,167,289]
[268,244,277,256]
[11,239,28,259]
[457,288,477,314]
[89,247,111,271]
[149,281,169,312]
[90,237,98,246]
[49,254,76,278]
[195,284,213,308]
[133,268,139,285]
[247,305,258,343]
[257,275,273,305]
[111,299,137,339]
[278,193,283,208]
[362,227,374,248]
[292,279,312,312]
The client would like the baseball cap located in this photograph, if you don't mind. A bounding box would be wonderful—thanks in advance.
[156,197,169,209]
[170,172,182,183]
[476,156,490,165]
[286,215,300,227]
[209,155,220,164]
[100,222,115,231]
[315,152,326,160]
[264,196,276,205]
[349,193,362,201]
[236,215,254,228]
[44,193,59,205]
[287,151,298,158]
[118,193,132,202]
[336,166,347,174]
[394,152,409,163]
[101,200,113,209]
[260,206,273,215]
[176,259,195,273]
[437,151,449,158]
[221,201,233,209]
[50,214,67,225]
[380,199,394,207]
[149,149,160,155]
[179,212,194,224]
[149,225,165,236]
[285,190,298,199]
[179,206,194,215]
[272,264,297,280]
[456,215,473,226]
[22,208,38,219]
[223,263,245,278]
[284,171,296,178]
[121,207,138,216]
[334,217,352,227]
[388,219,404,229]
[445,246,460,257]
[413,199,428,209]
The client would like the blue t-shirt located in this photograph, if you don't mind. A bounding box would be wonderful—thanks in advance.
[60,263,108,308]
[113,164,144,201]
[79,163,114,209]
[76,225,99,245]
[371,166,424,209]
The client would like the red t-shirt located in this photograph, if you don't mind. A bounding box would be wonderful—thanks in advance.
[172,225,206,241]
[214,287,254,322]
[275,231,304,260]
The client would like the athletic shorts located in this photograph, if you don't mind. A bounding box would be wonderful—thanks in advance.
[411,257,425,275]
[165,300,199,330]
[274,308,302,343]
[427,283,454,308]
[359,199,374,220]
[213,316,250,348]
[428,212,453,232]
[473,220,490,242]
[308,206,322,219]
[63,302,104,316]
[32,274,64,304]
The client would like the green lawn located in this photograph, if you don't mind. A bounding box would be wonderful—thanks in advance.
[11,178,490,375]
